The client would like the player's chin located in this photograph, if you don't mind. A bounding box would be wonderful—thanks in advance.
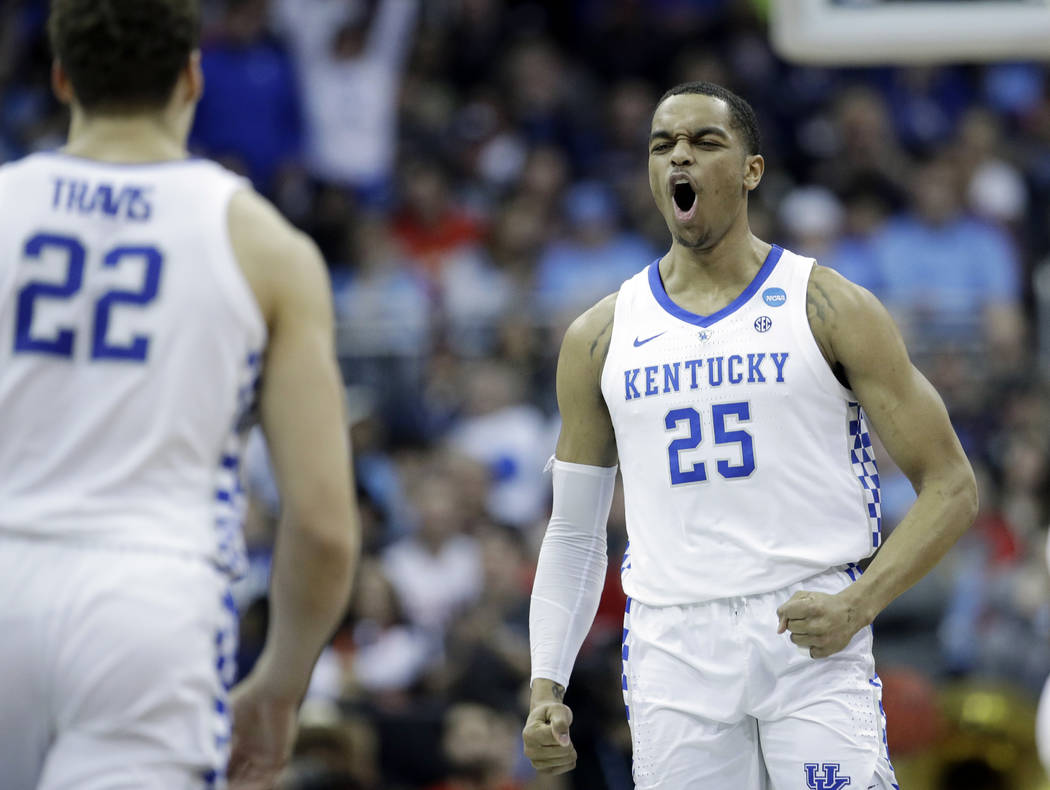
[671,225,710,250]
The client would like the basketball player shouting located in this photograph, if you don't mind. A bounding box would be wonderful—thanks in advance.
[0,1,358,787]
[523,82,977,789]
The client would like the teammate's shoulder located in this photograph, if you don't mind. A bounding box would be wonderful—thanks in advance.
[227,188,328,323]
[228,187,321,265]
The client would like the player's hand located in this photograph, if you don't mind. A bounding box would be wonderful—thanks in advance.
[776,589,869,659]
[522,683,577,775]
[227,674,300,789]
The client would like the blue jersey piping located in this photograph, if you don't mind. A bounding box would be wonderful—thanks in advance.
[647,244,784,328]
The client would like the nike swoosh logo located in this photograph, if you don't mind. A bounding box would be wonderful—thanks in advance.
[633,332,666,347]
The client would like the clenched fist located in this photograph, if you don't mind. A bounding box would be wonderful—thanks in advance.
[776,588,871,659]
[522,679,577,775]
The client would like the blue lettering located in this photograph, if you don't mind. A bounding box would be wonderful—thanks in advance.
[747,353,766,383]
[53,178,152,221]
[662,362,680,393]
[727,354,743,384]
[624,369,641,400]
[685,358,702,389]
[67,180,87,212]
[644,365,659,396]
[88,184,118,216]
[771,352,789,382]
[127,187,152,221]
[707,356,724,387]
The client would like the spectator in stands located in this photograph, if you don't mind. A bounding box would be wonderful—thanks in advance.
[815,86,911,195]
[424,702,525,790]
[382,472,483,635]
[874,153,1025,356]
[953,107,1029,229]
[533,180,656,324]
[334,212,432,358]
[276,0,418,204]
[436,524,532,713]
[191,0,302,190]
[445,361,554,529]
[393,157,484,279]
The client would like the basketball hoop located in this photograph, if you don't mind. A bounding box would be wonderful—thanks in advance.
[770,0,1050,64]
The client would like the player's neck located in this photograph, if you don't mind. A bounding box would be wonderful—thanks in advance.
[663,230,770,295]
[63,111,189,164]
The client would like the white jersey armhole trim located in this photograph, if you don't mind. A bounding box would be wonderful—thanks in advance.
[790,258,855,402]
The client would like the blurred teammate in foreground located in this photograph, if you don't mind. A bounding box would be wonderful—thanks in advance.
[523,81,978,789]
[0,1,358,787]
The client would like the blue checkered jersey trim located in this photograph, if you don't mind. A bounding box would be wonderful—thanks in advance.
[212,350,262,577]
[847,401,882,548]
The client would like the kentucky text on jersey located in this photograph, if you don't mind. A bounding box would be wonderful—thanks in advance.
[623,352,789,400]
[51,177,153,222]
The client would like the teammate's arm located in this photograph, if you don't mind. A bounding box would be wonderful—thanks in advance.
[226,190,359,784]
[524,294,618,775]
[777,266,978,658]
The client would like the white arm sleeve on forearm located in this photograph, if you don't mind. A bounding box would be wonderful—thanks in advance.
[529,458,617,688]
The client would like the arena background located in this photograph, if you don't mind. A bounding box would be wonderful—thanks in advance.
[2,1,1049,788]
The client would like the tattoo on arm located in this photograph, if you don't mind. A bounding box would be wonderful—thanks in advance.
[589,315,614,361]
[806,279,836,327]
[807,276,850,388]
[551,683,566,702]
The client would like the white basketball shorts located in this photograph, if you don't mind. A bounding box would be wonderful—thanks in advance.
[0,535,238,790]
[620,565,900,790]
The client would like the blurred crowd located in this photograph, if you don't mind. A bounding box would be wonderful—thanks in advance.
[3,0,1050,788]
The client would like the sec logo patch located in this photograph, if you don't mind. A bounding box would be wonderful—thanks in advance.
[754,316,773,332]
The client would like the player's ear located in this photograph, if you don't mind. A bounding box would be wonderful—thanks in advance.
[744,153,764,192]
[183,50,204,104]
[51,60,74,105]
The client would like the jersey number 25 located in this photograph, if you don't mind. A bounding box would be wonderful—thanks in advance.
[665,402,755,484]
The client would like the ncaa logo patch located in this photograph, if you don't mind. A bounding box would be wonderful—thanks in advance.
[762,287,787,307]
[804,763,851,790]
[754,316,772,333]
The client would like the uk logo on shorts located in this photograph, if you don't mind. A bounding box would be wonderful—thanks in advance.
[762,287,787,307]
[805,763,851,790]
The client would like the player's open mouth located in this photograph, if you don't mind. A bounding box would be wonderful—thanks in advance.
[671,178,697,221]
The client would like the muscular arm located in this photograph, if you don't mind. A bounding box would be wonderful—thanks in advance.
[524,294,618,774]
[788,267,978,644]
[533,293,618,707]
[229,190,359,701]
[553,292,619,467]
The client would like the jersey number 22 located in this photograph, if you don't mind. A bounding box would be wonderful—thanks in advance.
[13,232,163,362]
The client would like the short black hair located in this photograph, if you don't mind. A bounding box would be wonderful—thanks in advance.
[655,82,762,156]
[49,0,200,113]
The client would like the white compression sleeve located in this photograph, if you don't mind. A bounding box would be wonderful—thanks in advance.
[529,458,617,688]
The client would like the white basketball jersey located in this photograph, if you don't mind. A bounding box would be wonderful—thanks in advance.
[601,246,881,606]
[0,152,266,575]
